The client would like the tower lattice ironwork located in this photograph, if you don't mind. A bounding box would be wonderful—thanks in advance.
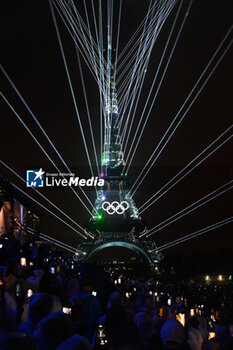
[73,62,162,269]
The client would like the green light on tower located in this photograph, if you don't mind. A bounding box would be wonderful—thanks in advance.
[97,214,103,221]
[102,157,107,165]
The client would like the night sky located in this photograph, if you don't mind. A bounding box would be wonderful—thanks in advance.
[1,0,232,256]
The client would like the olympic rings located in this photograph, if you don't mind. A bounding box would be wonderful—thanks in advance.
[102,201,129,215]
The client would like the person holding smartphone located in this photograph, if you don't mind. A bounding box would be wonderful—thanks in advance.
[0,266,20,332]
[70,275,102,340]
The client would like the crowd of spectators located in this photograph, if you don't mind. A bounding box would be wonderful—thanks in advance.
[0,233,232,350]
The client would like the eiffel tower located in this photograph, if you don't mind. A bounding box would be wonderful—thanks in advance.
[73,62,162,270]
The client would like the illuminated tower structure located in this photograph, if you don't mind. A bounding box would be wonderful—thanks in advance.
[73,64,162,269]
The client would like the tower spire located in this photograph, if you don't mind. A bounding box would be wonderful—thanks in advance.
[103,62,124,176]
